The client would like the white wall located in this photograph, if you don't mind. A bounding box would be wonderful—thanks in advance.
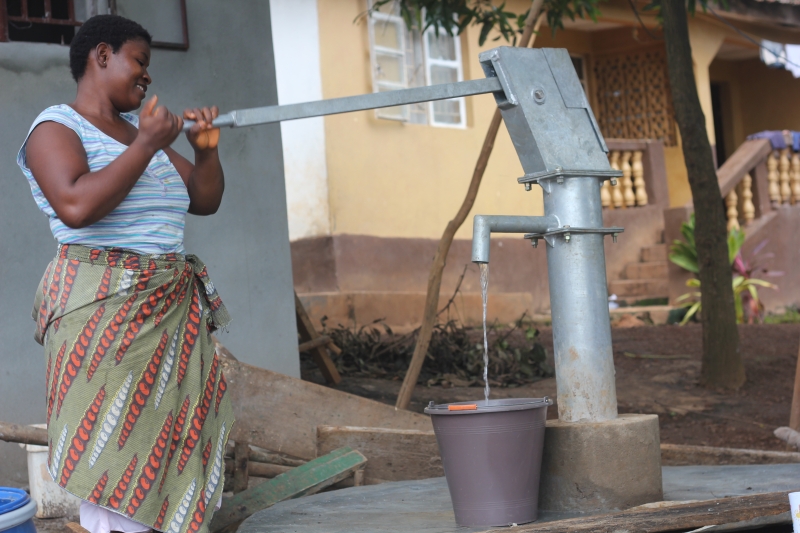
[270,0,331,241]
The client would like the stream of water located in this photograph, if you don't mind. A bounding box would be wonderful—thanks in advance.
[479,262,490,404]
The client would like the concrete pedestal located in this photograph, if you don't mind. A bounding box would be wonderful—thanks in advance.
[539,413,663,514]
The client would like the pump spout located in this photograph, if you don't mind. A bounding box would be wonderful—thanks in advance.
[471,214,559,263]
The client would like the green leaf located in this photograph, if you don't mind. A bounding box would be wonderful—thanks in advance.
[669,251,699,273]
[680,302,701,325]
[728,227,745,264]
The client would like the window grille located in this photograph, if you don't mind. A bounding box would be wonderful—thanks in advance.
[0,0,81,44]
[592,46,677,146]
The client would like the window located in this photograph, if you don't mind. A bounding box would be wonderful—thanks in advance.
[367,2,465,128]
[424,26,465,127]
[570,54,588,98]
[115,0,188,50]
[0,0,82,45]
[368,10,409,121]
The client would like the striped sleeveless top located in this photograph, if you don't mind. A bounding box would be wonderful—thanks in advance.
[17,104,190,255]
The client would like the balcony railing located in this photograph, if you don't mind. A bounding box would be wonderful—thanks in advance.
[603,139,670,209]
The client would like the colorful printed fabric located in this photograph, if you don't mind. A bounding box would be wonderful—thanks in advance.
[35,244,234,533]
[17,105,190,255]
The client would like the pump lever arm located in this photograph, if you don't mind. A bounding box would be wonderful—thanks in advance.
[182,77,504,132]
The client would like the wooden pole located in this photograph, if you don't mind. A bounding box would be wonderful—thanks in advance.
[233,441,250,494]
[476,490,791,533]
[0,420,47,446]
[295,291,341,385]
[395,1,546,410]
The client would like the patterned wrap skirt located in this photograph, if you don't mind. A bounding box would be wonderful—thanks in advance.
[34,244,235,533]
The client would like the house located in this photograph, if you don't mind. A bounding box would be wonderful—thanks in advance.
[275,0,800,328]
[0,0,298,486]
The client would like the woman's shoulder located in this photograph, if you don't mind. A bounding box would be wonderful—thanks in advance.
[29,104,85,135]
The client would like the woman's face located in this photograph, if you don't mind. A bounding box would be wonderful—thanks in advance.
[105,38,152,113]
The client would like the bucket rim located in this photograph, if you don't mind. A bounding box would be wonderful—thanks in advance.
[0,498,36,532]
[0,488,29,516]
[424,397,552,415]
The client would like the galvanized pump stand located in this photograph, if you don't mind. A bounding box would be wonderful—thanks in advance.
[189,47,622,424]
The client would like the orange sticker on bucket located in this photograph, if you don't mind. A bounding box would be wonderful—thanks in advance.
[448,404,478,411]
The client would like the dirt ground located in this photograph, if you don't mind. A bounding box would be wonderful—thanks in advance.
[315,323,800,451]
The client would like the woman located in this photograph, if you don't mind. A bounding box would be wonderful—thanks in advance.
[17,15,234,533]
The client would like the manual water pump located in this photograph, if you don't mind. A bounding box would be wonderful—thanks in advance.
[189,46,662,517]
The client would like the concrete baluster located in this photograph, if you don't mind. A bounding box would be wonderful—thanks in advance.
[791,151,800,205]
[780,148,791,204]
[632,150,647,206]
[768,151,781,208]
[741,173,755,226]
[609,151,623,208]
[621,150,635,208]
[726,188,740,231]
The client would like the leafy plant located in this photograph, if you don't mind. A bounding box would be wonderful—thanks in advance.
[303,314,553,387]
[365,0,602,46]
[668,214,743,272]
[670,215,779,325]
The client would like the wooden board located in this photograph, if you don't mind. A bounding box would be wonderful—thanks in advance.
[478,490,792,533]
[216,341,431,461]
[661,443,800,466]
[317,426,442,484]
[210,446,366,532]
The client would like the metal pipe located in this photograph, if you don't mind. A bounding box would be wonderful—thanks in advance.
[542,178,617,422]
[182,77,504,132]
[471,215,558,263]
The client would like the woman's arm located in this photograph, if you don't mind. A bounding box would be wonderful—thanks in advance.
[165,106,224,216]
[26,97,184,229]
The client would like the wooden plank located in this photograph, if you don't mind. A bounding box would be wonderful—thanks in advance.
[317,426,442,484]
[224,459,292,479]
[245,446,306,468]
[298,335,333,353]
[65,523,91,533]
[661,443,800,466]
[295,291,341,385]
[217,339,430,461]
[0,420,47,446]
[478,490,792,533]
[233,441,250,493]
[210,446,367,532]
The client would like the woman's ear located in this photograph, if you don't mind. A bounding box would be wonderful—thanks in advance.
[94,43,110,69]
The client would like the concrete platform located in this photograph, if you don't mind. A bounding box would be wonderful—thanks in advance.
[237,464,800,533]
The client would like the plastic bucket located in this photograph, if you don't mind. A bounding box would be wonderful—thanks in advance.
[424,397,551,527]
[0,488,37,533]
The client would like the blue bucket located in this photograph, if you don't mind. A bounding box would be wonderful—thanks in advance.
[0,488,37,533]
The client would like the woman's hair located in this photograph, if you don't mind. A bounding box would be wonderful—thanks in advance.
[69,14,152,82]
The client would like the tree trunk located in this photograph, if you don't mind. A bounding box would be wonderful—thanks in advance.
[661,0,744,388]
